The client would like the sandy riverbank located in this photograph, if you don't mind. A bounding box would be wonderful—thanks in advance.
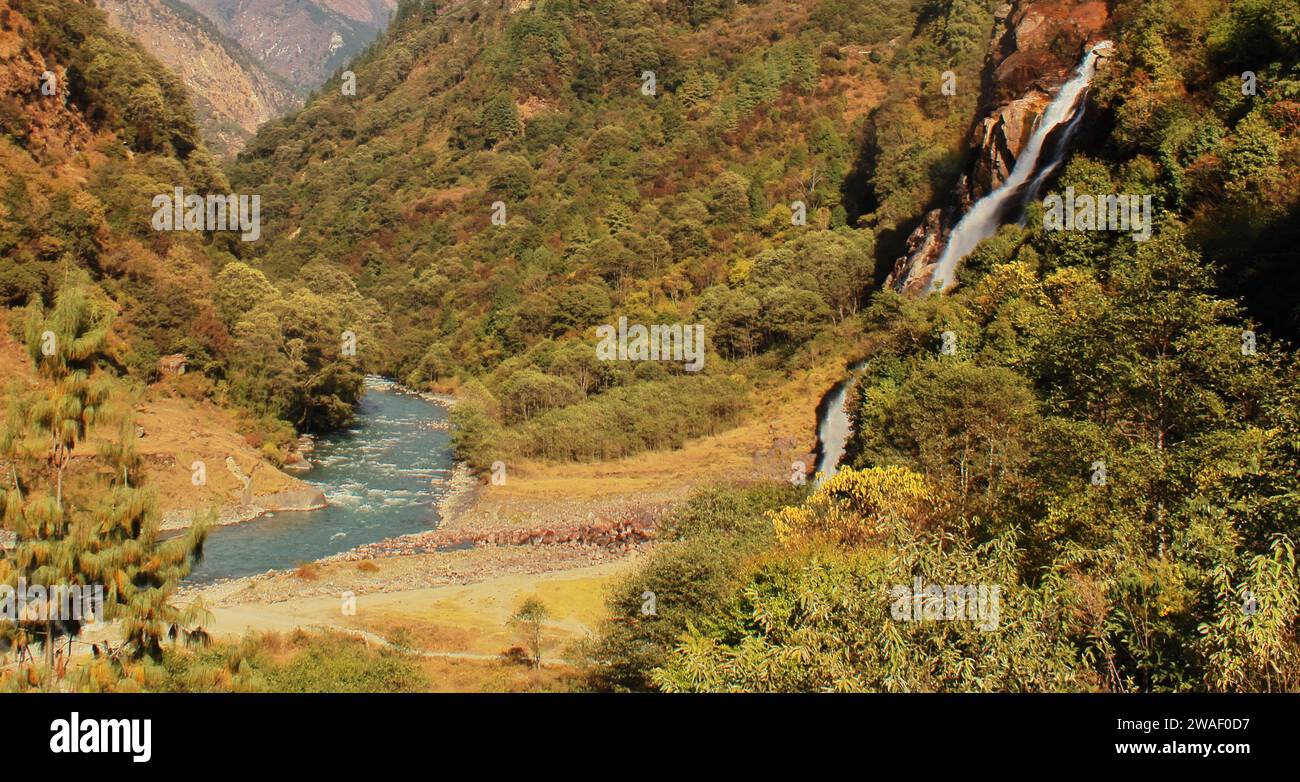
[159,487,329,532]
[181,538,641,606]
[178,544,642,671]
[213,557,637,680]
[177,360,839,657]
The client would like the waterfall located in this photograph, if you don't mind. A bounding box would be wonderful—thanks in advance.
[813,361,865,485]
[1016,68,1093,222]
[927,42,1111,292]
[810,45,1111,483]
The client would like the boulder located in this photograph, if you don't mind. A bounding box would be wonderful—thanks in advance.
[257,487,328,512]
[886,0,1111,294]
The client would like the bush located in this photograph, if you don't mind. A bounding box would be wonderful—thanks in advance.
[585,483,804,691]
[263,633,429,693]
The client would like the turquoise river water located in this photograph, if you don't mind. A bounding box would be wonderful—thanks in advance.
[185,377,453,584]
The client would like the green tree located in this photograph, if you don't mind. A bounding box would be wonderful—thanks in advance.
[510,596,550,669]
[553,284,612,334]
[1,283,209,685]
[710,171,750,225]
[214,261,278,328]
[481,95,522,147]
[498,369,582,423]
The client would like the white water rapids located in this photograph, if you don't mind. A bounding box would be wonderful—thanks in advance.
[926,42,1111,292]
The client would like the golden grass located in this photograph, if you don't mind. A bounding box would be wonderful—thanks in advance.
[468,355,849,506]
[413,657,582,693]
[334,564,631,661]
[216,629,583,692]
[128,393,304,514]
[0,307,307,519]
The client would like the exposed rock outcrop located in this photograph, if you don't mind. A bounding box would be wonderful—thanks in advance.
[258,487,329,512]
[159,487,327,531]
[97,0,300,158]
[181,0,396,91]
[885,0,1110,295]
[224,455,257,505]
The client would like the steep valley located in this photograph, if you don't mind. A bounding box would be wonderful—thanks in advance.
[97,0,300,157]
[182,0,396,90]
[2,0,1299,697]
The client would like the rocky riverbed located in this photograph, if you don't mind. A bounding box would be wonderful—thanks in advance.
[179,542,640,607]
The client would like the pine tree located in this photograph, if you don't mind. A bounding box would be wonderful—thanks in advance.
[0,283,209,688]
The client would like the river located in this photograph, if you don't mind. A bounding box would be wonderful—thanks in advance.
[185,377,453,584]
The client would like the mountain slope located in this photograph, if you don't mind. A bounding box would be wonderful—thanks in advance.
[98,0,300,157]
[314,0,398,29]
[586,0,1300,693]
[0,0,318,521]
[227,0,979,467]
[182,0,396,90]
[0,0,242,376]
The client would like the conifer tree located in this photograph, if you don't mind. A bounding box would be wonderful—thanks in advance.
[0,283,209,688]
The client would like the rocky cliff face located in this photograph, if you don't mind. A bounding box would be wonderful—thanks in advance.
[885,0,1109,295]
[314,0,396,29]
[98,0,300,158]
[181,0,396,91]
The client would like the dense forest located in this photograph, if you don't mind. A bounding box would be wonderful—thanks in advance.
[0,0,367,446]
[224,0,1299,692]
[225,0,998,465]
[587,0,1300,691]
[0,0,1297,691]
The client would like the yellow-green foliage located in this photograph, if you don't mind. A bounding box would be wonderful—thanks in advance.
[771,466,928,547]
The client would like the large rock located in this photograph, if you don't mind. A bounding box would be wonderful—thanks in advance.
[969,0,1109,195]
[889,207,951,296]
[968,90,1052,197]
[257,488,328,513]
[885,0,1110,294]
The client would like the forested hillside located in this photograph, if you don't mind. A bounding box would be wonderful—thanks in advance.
[0,0,219,686]
[0,0,226,369]
[1,0,370,441]
[2,0,1296,693]
[588,0,1300,692]
[227,0,1009,464]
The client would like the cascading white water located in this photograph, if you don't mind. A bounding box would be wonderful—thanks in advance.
[810,45,1111,483]
[1016,62,1095,221]
[927,42,1111,292]
[814,362,865,484]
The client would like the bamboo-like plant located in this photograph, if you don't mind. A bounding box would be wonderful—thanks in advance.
[0,283,210,689]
